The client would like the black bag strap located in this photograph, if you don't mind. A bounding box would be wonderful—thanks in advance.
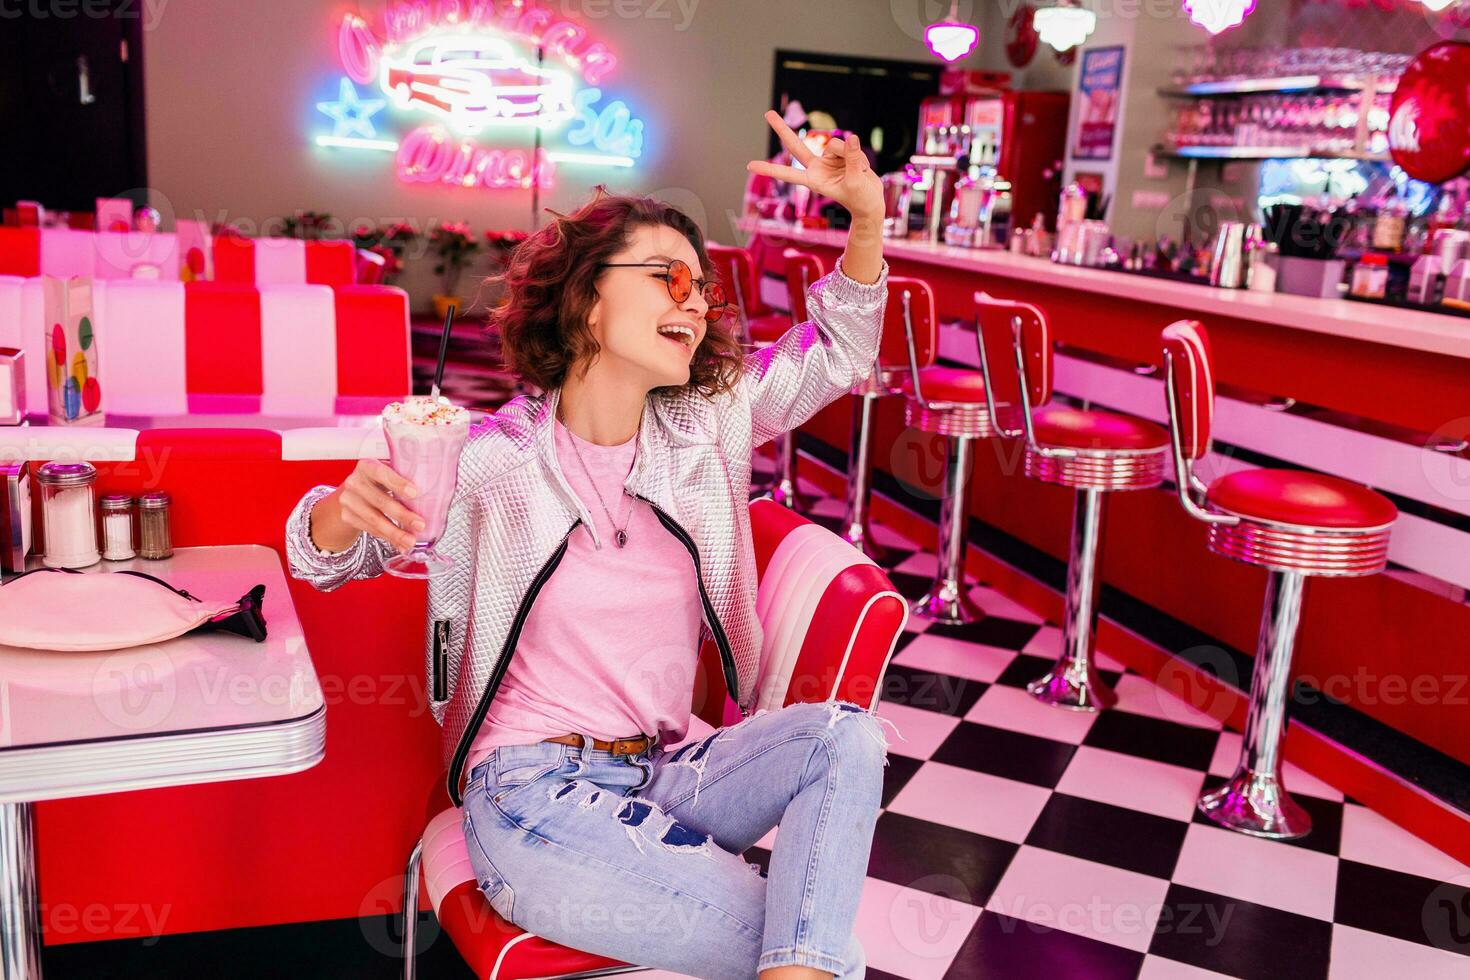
[191,585,269,643]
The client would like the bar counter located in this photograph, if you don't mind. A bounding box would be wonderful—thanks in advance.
[740,218,1470,360]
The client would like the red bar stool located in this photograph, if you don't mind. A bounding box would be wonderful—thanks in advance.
[707,243,795,501]
[1161,320,1397,839]
[975,294,1169,710]
[748,247,834,510]
[893,278,994,624]
[836,275,936,565]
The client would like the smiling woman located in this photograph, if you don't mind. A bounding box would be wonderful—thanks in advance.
[488,191,746,403]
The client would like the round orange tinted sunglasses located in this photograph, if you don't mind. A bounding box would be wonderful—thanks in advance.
[598,258,729,323]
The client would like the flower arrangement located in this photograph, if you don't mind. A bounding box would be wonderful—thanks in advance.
[484,228,529,267]
[350,221,419,284]
[429,221,480,299]
[282,210,337,240]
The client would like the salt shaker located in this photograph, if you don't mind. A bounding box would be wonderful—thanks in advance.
[100,494,136,561]
[138,491,173,560]
[37,461,100,568]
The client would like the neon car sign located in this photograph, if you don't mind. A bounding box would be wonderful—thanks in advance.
[319,3,645,191]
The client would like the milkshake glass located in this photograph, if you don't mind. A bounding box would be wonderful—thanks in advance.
[381,394,471,579]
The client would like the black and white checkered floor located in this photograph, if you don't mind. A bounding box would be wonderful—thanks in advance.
[705,454,1470,980]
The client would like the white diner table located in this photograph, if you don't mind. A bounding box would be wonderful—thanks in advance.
[0,545,326,979]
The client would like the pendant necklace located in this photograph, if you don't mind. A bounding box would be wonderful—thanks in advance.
[559,405,634,549]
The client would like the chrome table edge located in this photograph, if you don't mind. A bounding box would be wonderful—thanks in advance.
[0,705,326,804]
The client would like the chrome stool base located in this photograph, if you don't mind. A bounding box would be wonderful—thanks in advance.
[1027,661,1119,711]
[838,518,891,566]
[1201,569,1314,839]
[1198,768,1312,839]
[768,432,810,511]
[1028,487,1128,713]
[910,433,985,626]
[842,390,890,563]
[912,581,985,626]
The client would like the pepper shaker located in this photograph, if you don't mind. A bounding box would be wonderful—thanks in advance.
[138,491,173,560]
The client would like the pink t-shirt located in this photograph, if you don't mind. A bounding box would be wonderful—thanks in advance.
[463,416,704,776]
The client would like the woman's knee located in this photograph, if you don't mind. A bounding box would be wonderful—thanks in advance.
[810,700,893,769]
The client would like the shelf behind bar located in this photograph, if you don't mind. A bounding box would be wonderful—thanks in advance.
[1158,75,1398,97]
[1153,144,1392,162]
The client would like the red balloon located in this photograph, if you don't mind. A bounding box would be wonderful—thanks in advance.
[1007,5,1038,69]
[1389,42,1470,185]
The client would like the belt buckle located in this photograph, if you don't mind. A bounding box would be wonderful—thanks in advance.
[614,735,648,756]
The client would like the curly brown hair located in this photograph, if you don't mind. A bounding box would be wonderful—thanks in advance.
[487,186,744,396]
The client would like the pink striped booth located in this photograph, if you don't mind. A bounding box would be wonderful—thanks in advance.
[404,498,908,980]
[0,226,180,280]
[212,236,358,286]
[0,278,410,417]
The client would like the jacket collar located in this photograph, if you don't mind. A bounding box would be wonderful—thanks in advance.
[533,386,670,544]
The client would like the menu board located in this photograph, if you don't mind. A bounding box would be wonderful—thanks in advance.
[1073,46,1125,161]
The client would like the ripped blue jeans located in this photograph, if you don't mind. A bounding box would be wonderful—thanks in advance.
[461,699,901,979]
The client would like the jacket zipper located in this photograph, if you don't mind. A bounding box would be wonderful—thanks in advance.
[631,493,745,720]
[445,519,579,806]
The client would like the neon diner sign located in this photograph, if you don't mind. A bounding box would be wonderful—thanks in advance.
[317,3,646,191]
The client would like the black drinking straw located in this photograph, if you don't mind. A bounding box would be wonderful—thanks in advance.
[430,304,455,400]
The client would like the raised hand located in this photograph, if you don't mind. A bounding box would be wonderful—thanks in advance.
[746,109,883,221]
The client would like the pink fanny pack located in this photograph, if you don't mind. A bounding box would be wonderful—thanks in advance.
[0,567,267,652]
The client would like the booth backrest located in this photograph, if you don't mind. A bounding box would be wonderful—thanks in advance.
[213,237,359,286]
[0,278,411,417]
[0,226,181,281]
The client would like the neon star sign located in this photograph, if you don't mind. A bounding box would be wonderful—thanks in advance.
[317,78,387,139]
[316,3,647,192]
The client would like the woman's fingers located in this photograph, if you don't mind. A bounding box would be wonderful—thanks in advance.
[343,490,419,552]
[343,460,425,551]
[367,459,417,499]
[746,159,809,186]
[845,130,867,172]
[762,109,816,167]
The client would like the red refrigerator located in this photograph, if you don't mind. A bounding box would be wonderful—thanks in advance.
[967,90,1072,234]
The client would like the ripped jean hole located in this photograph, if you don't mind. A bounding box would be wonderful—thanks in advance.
[825,700,906,766]
[663,706,775,810]
[613,798,717,859]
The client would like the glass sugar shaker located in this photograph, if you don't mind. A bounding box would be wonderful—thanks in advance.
[138,491,174,560]
[100,494,137,561]
[37,461,100,568]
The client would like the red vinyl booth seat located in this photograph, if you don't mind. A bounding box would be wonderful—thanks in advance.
[411,498,908,979]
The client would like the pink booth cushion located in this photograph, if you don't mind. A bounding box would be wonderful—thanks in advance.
[1207,469,1398,530]
[899,365,988,403]
[416,498,907,979]
[1030,404,1169,452]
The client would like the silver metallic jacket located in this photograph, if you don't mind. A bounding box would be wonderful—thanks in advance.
[285,255,889,804]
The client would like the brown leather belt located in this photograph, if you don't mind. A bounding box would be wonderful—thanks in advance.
[542,733,652,755]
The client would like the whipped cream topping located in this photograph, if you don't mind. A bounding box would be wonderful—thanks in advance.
[382,395,471,426]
